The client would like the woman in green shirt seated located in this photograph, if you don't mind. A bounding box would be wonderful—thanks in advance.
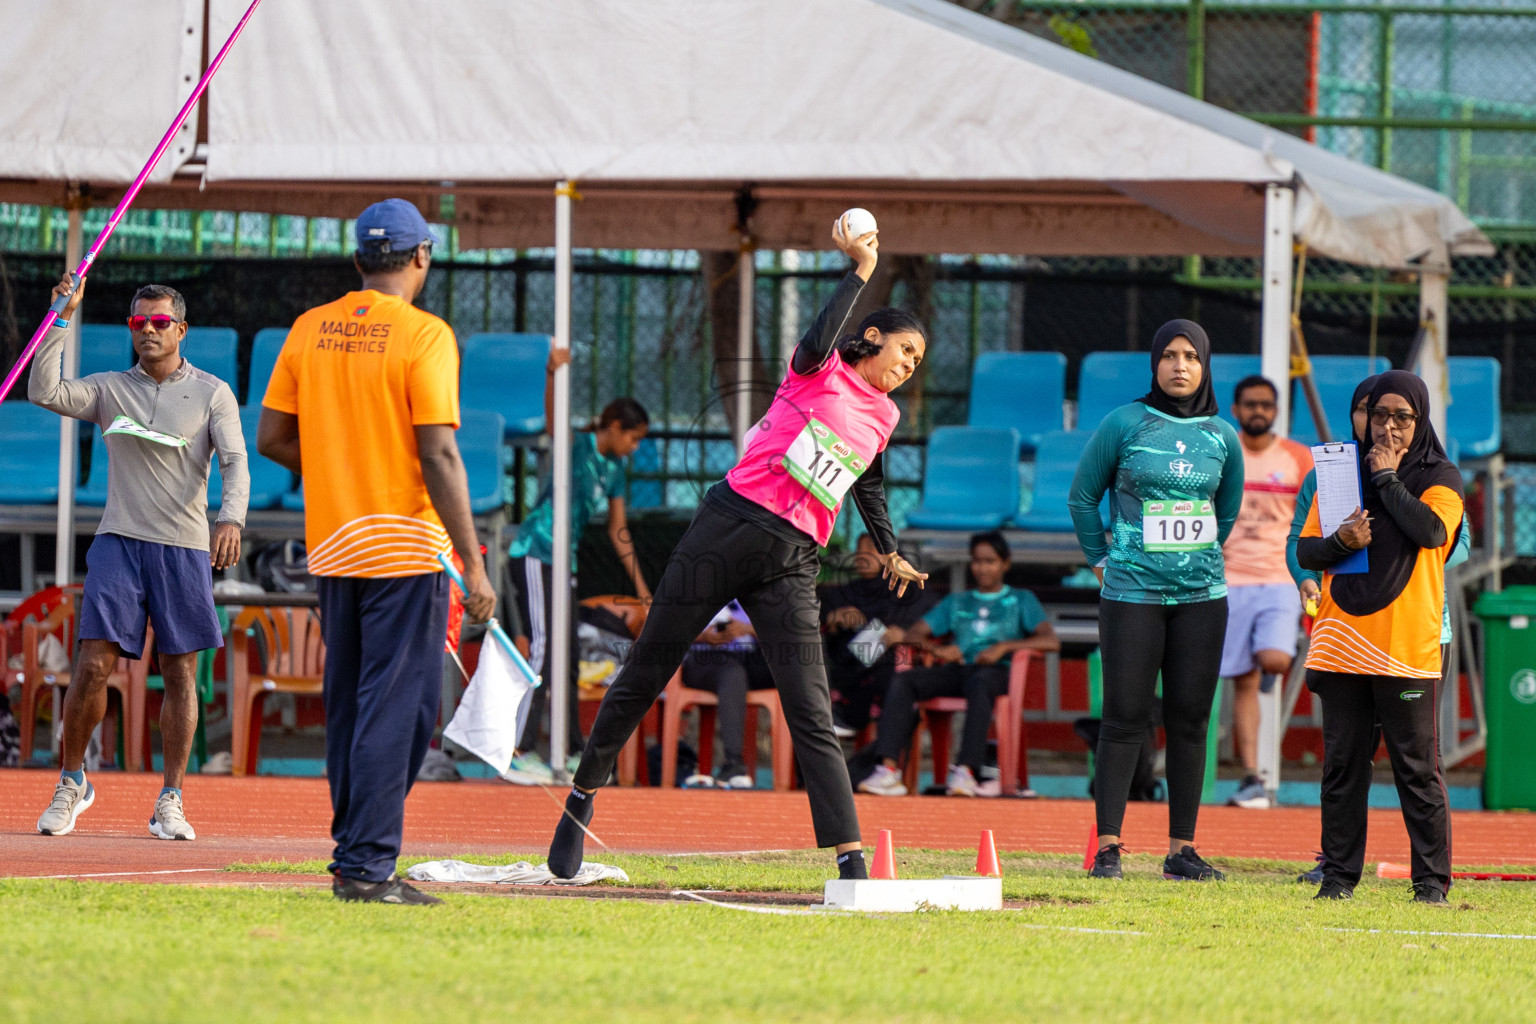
[858,531,1058,798]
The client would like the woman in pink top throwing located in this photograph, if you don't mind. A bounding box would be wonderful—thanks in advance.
[549,216,928,879]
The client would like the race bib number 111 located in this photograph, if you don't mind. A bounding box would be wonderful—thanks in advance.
[1142,499,1217,552]
[782,418,867,511]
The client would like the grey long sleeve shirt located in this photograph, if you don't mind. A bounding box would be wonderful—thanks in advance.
[29,325,248,550]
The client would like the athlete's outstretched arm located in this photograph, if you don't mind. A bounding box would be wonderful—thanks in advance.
[851,450,898,556]
[790,217,878,376]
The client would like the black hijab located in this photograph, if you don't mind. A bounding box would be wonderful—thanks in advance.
[1347,374,1381,443]
[1330,370,1463,617]
[1140,319,1217,419]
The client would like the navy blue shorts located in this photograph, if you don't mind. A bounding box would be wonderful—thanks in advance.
[79,533,223,659]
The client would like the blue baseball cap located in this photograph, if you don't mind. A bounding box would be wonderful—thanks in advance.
[354,199,439,254]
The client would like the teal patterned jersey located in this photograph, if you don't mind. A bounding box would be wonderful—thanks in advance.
[1068,402,1245,604]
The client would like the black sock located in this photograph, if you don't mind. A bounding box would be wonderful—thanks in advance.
[837,850,867,880]
[1241,774,1263,789]
[547,787,595,879]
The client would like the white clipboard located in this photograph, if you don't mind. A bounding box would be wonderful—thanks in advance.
[1310,442,1368,575]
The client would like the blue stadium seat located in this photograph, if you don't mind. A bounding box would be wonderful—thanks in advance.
[1447,356,1501,458]
[0,403,63,503]
[205,407,296,511]
[1076,352,1147,431]
[1289,355,1391,445]
[246,328,290,407]
[1209,354,1263,428]
[459,409,507,515]
[967,351,1065,450]
[1014,430,1101,533]
[78,324,132,377]
[905,426,1020,531]
[461,333,551,439]
[281,488,305,511]
[181,327,239,395]
[627,437,664,508]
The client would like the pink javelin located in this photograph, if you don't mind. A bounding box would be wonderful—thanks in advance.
[0,0,267,404]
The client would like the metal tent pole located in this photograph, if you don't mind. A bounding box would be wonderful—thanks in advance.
[549,180,575,778]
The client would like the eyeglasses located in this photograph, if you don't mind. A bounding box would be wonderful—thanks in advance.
[127,314,184,332]
[1368,408,1419,429]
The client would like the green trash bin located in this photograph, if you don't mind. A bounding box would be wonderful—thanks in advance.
[1473,586,1536,810]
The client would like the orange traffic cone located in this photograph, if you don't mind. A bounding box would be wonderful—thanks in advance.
[1081,825,1098,872]
[871,829,897,880]
[976,830,1001,877]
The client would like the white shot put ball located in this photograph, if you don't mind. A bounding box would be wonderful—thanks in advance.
[839,207,878,238]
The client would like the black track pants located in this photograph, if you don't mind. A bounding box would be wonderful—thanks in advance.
[1308,670,1451,889]
[1095,597,1228,841]
[574,498,861,847]
[872,662,1010,773]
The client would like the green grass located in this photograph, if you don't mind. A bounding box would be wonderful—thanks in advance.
[6,850,1536,1023]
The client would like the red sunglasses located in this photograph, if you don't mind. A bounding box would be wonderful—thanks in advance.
[127,314,184,331]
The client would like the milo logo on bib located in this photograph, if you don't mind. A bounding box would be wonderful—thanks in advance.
[1172,500,1194,514]
[782,418,869,511]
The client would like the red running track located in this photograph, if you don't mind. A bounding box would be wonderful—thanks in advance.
[2,770,1534,881]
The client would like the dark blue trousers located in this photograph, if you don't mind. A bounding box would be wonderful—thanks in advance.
[319,572,449,883]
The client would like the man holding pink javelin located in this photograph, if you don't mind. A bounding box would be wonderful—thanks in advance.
[32,274,247,841]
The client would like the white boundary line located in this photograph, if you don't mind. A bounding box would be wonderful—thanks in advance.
[672,890,1145,932]
[1327,927,1536,941]
[15,867,227,880]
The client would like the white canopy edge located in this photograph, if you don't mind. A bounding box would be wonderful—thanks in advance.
[0,0,204,185]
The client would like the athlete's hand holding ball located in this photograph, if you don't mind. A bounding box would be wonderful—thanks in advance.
[833,209,879,281]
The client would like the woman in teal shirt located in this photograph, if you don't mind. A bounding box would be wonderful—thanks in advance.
[503,349,651,784]
[1069,319,1245,882]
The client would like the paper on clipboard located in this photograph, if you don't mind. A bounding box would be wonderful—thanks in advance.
[1310,441,1368,575]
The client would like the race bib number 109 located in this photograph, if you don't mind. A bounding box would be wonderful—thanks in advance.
[1142,499,1217,552]
[782,418,867,511]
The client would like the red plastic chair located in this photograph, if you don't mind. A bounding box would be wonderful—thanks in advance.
[659,671,794,790]
[899,649,1038,796]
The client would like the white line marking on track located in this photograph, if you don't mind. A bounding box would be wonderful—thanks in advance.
[15,867,227,880]
[673,890,1144,932]
[1327,927,1536,941]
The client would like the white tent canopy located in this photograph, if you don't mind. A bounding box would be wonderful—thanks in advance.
[0,0,1489,267]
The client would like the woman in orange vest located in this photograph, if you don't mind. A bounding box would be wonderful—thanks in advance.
[1297,370,1463,903]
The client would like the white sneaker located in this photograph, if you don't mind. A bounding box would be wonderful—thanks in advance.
[946,765,978,797]
[37,776,94,836]
[857,764,908,797]
[149,790,196,840]
[719,772,755,790]
[681,772,716,789]
[500,753,555,786]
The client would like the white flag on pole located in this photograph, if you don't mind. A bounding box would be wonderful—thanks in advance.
[444,620,534,775]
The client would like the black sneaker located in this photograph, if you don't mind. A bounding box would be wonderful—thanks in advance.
[1162,845,1225,882]
[1298,852,1325,885]
[332,873,443,905]
[1089,843,1125,879]
[1314,879,1354,900]
[1411,882,1449,905]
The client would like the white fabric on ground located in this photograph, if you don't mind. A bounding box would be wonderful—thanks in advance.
[406,859,629,885]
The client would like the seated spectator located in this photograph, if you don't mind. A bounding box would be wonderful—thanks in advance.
[680,601,772,790]
[820,532,938,738]
[858,531,1059,797]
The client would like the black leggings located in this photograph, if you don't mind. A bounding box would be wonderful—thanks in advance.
[681,647,775,765]
[1095,597,1228,841]
[575,496,861,847]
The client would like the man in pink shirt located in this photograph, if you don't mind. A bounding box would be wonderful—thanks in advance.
[1220,375,1313,809]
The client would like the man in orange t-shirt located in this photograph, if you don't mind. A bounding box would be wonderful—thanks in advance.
[1219,375,1313,809]
[258,199,496,906]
